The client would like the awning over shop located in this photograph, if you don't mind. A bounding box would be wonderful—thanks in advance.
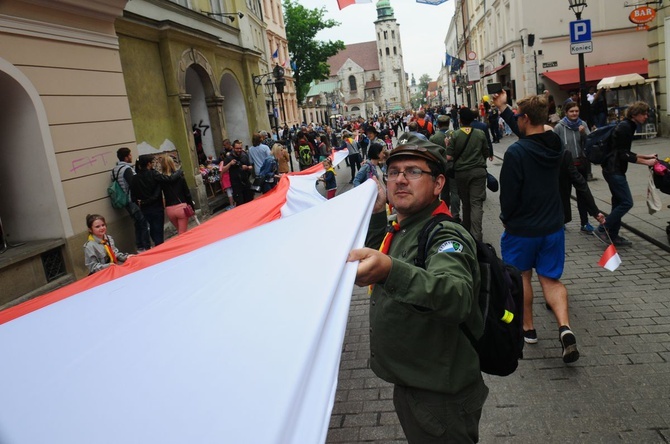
[597,73,646,89]
[541,60,648,90]
[482,63,509,78]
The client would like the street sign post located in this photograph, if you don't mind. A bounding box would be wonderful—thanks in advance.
[569,19,591,43]
[570,41,593,55]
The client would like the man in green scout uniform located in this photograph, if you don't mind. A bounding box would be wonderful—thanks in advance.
[348,133,488,443]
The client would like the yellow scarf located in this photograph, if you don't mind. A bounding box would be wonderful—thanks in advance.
[88,234,117,264]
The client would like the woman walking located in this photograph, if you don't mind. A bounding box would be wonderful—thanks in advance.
[159,155,194,235]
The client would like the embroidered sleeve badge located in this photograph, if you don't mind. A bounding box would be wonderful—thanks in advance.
[437,240,463,253]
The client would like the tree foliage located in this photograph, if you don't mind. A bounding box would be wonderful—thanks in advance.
[418,74,432,94]
[409,74,432,109]
[284,0,345,104]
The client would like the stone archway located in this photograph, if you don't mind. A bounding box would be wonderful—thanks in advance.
[220,72,250,145]
[0,58,69,242]
[177,49,224,164]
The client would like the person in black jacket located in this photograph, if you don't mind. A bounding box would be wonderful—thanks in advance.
[493,91,580,363]
[224,140,254,206]
[158,155,194,235]
[593,102,657,247]
[130,154,184,247]
[112,147,150,252]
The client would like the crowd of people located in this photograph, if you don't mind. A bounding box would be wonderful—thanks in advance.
[85,84,663,442]
[345,91,658,443]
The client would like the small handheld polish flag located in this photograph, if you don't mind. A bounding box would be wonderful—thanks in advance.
[598,244,621,271]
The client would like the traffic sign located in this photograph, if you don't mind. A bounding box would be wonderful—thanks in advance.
[570,41,593,55]
[569,19,591,43]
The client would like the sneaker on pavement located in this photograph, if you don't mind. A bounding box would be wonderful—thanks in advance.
[580,223,595,233]
[593,228,611,245]
[613,236,632,247]
[523,329,538,344]
[559,326,580,363]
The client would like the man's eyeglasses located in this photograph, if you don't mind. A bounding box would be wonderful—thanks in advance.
[384,167,433,181]
[513,113,526,121]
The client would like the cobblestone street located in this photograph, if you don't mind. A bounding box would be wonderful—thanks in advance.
[326,138,670,443]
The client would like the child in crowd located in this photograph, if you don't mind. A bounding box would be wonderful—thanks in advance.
[83,214,130,275]
[384,134,393,151]
[319,158,337,199]
[219,156,236,211]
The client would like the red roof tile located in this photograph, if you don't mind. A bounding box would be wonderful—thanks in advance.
[327,42,380,77]
[365,80,381,89]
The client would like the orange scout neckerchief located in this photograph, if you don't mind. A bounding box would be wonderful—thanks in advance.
[88,234,117,264]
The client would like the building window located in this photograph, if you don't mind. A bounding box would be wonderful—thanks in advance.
[384,31,388,39]
[392,30,395,39]
[349,75,357,92]
[171,0,191,7]
[394,82,397,87]
[393,46,397,55]
[210,0,222,15]
[379,49,382,57]
[377,32,380,40]
[385,47,390,56]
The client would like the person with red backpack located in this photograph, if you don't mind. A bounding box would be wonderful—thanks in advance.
[414,109,434,137]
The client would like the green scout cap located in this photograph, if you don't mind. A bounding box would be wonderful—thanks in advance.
[387,132,448,174]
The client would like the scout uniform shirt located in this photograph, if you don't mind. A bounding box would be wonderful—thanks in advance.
[365,200,483,395]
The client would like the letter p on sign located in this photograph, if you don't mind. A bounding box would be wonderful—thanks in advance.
[570,19,591,43]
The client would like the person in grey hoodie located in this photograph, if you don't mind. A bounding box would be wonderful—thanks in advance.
[553,101,594,233]
[494,91,580,364]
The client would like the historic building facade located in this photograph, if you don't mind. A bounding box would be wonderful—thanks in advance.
[0,0,134,306]
[304,0,408,123]
[262,0,300,129]
[0,0,277,306]
[441,0,653,118]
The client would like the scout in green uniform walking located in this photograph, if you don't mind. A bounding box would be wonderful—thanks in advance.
[348,133,488,443]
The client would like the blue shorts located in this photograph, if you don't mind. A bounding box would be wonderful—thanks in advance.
[501,229,565,279]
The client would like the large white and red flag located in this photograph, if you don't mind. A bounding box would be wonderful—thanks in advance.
[0,151,377,444]
[598,244,621,271]
[337,0,372,10]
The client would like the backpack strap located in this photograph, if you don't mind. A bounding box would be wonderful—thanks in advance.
[452,129,473,167]
[112,165,130,185]
[414,213,453,268]
[415,214,481,347]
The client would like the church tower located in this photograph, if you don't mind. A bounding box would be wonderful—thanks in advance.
[374,0,408,111]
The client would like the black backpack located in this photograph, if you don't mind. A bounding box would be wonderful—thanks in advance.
[584,122,617,164]
[416,214,525,376]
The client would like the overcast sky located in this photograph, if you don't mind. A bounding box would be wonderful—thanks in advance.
[295,0,456,82]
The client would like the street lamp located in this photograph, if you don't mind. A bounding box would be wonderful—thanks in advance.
[568,1,591,124]
[252,65,293,171]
